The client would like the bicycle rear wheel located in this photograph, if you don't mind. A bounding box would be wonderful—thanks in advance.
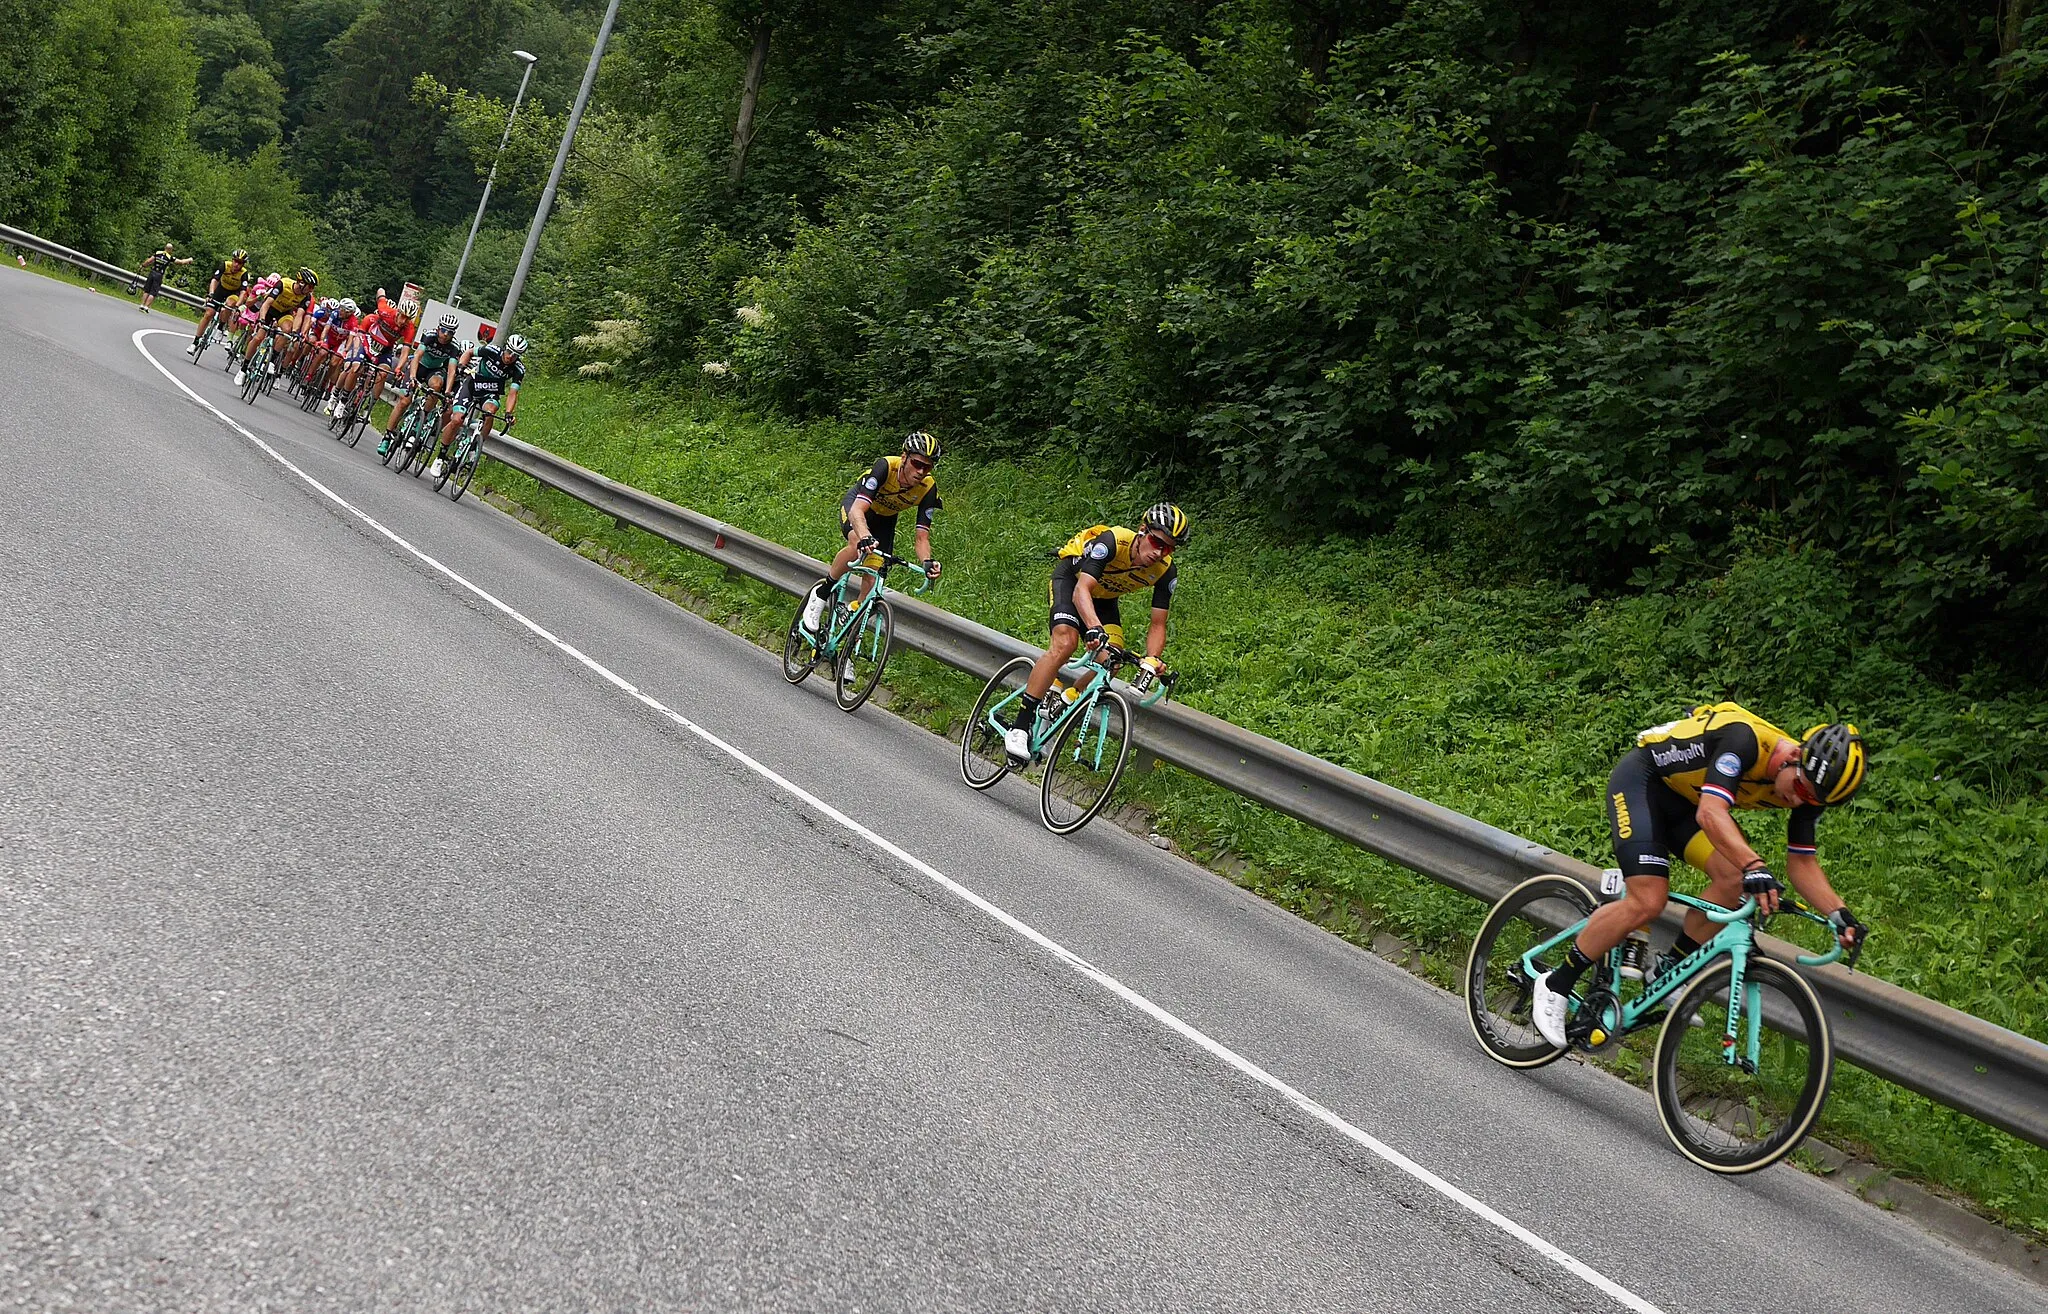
[1653,955,1830,1173]
[1465,874,1597,1068]
[961,656,1032,790]
[1040,688,1133,834]
[780,595,821,685]
[832,599,893,711]
[239,349,265,403]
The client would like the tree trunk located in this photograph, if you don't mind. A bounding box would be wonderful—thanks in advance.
[730,22,770,183]
[2001,0,2031,65]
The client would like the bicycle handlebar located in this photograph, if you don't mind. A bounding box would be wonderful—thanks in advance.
[847,549,936,594]
[1081,643,1179,707]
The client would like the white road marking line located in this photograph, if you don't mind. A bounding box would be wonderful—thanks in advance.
[133,327,1667,1314]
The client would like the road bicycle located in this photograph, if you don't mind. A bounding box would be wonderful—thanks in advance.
[382,384,445,470]
[781,550,935,712]
[960,642,1175,835]
[1465,873,1862,1173]
[327,363,383,447]
[237,331,291,404]
[187,313,224,367]
[433,409,505,502]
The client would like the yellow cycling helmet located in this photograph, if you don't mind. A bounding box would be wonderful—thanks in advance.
[903,430,941,461]
[1799,723,1866,805]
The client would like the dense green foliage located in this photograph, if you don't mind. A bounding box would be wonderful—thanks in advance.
[0,0,594,302]
[476,381,2048,1233]
[521,0,2048,687]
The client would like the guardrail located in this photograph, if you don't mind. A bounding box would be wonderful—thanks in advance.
[478,431,2048,1151]
[1,221,208,310]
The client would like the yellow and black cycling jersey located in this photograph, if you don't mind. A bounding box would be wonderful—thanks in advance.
[1055,524,1177,610]
[1634,701,1819,853]
[844,455,940,525]
[267,277,309,314]
[214,261,248,294]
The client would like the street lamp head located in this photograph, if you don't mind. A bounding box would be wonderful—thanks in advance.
[513,49,537,63]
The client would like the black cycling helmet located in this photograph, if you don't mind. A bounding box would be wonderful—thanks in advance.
[230,248,247,263]
[1799,723,1866,806]
[298,266,317,286]
[1140,501,1190,545]
[903,430,941,461]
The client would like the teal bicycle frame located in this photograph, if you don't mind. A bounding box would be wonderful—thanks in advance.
[1519,892,1850,1072]
[814,552,930,660]
[977,643,1171,766]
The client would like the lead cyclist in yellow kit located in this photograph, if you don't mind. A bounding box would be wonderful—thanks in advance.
[1003,502,1187,764]
[1530,702,1871,1048]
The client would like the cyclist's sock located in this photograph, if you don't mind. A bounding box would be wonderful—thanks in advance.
[1548,944,1596,994]
[1013,694,1043,731]
[1669,932,1702,959]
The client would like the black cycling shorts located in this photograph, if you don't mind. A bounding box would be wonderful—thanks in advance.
[839,505,901,557]
[1607,747,1717,880]
[1049,561,1125,646]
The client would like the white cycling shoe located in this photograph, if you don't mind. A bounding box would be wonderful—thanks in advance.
[233,370,247,387]
[799,589,827,634]
[1530,971,1572,1049]
[429,459,446,479]
[1003,726,1032,764]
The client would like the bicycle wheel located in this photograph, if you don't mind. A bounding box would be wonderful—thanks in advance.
[832,599,893,711]
[780,596,821,685]
[379,414,406,467]
[431,433,461,490]
[1653,955,1831,1173]
[240,350,266,403]
[449,440,482,502]
[1465,874,1598,1068]
[349,378,379,446]
[191,327,211,367]
[1039,688,1134,833]
[961,656,1032,790]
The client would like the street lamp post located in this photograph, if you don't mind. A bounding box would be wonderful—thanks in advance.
[495,0,619,340]
[448,48,538,308]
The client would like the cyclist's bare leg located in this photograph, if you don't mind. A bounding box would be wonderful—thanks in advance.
[1025,626,1082,700]
[1573,874,1669,959]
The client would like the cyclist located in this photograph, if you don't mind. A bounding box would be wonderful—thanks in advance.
[381,313,465,457]
[331,290,406,424]
[1530,704,1871,1049]
[234,266,316,386]
[1002,503,1186,764]
[136,242,191,313]
[433,332,526,478]
[188,248,251,352]
[798,431,944,635]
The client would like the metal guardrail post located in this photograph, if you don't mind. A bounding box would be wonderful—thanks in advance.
[479,430,2048,1150]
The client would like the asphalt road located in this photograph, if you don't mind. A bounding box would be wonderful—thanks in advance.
[1,270,2036,1313]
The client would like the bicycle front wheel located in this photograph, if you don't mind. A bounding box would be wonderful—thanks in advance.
[431,437,458,490]
[962,656,1032,790]
[1653,954,1831,1173]
[1464,874,1597,1068]
[1040,689,1133,834]
[450,442,482,502]
[833,599,893,712]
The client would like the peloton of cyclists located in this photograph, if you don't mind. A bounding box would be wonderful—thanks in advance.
[234,267,317,386]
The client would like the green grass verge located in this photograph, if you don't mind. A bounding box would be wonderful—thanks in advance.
[475,379,2048,1237]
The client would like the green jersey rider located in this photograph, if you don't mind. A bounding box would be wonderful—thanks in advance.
[1531,703,1871,1049]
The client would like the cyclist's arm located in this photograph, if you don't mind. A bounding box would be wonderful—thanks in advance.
[1695,795,1760,874]
[913,523,932,562]
[1145,608,1169,661]
[1071,572,1108,633]
[847,457,890,541]
[499,378,518,420]
[912,487,939,562]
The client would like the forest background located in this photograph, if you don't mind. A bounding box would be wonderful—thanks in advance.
[5,0,2047,1225]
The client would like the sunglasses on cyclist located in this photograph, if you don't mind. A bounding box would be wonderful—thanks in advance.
[1789,765,1821,807]
[1141,531,1176,554]
[903,457,933,475]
